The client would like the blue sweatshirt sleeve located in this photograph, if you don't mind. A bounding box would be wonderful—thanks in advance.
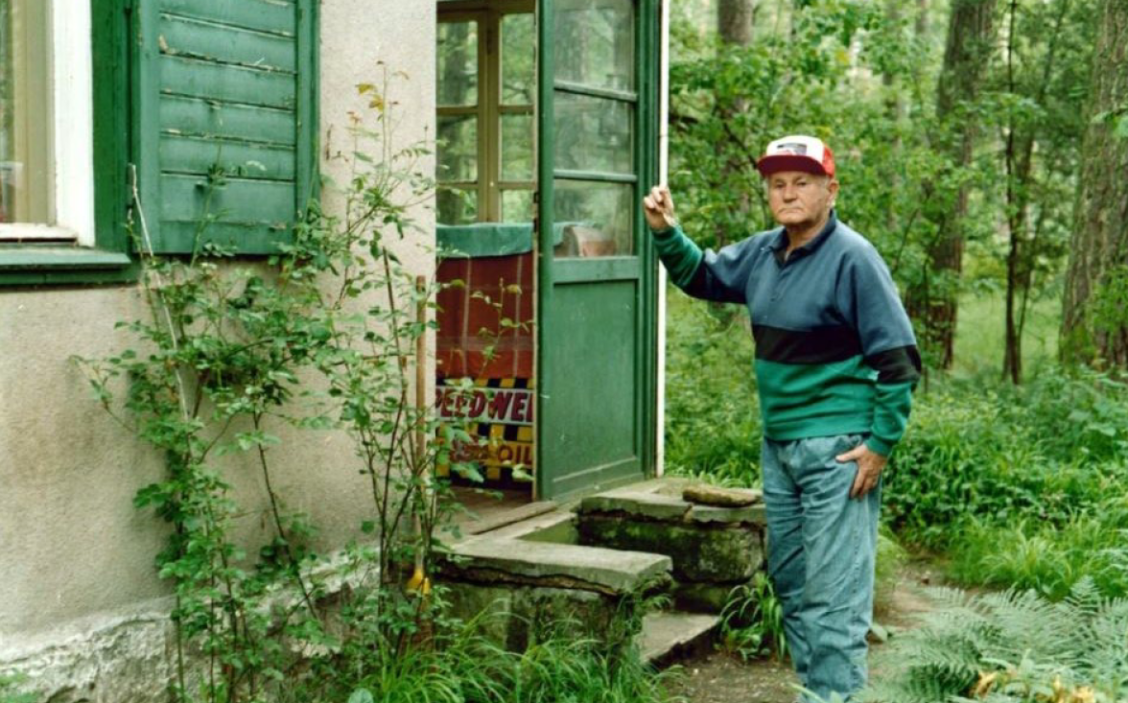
[835,242,921,456]
[652,224,755,304]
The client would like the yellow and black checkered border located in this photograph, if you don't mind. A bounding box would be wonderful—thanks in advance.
[436,376,534,484]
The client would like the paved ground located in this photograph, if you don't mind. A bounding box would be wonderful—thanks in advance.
[665,559,943,703]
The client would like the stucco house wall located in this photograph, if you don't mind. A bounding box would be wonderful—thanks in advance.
[0,4,436,700]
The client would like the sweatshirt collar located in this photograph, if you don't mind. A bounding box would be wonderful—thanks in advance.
[771,209,838,266]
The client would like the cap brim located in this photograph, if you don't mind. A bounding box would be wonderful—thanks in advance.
[756,154,829,177]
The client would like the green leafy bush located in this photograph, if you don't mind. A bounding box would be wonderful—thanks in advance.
[885,367,1128,597]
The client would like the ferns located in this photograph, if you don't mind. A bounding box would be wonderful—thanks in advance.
[862,579,1128,703]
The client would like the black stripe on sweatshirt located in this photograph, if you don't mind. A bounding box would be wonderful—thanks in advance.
[752,325,863,364]
[864,345,922,384]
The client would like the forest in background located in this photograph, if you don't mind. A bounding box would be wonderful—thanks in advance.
[666,0,1127,377]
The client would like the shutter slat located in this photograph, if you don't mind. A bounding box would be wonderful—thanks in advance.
[160,96,297,146]
[158,222,292,255]
[159,135,296,181]
[161,0,296,36]
[160,14,297,72]
[160,175,294,224]
[160,55,295,109]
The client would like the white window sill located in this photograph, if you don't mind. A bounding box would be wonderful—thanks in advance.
[0,223,80,244]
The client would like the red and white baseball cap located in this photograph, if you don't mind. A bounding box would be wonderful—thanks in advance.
[756,135,836,178]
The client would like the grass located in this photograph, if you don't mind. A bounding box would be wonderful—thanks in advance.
[951,287,1060,378]
[287,610,684,703]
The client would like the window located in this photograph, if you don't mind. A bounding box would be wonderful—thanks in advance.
[437,3,535,225]
[0,0,95,244]
[550,0,637,258]
[0,0,318,285]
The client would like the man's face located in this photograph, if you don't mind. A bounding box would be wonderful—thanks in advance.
[766,170,838,230]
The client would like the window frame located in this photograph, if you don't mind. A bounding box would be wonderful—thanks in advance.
[0,0,321,285]
[0,0,96,245]
[438,0,535,225]
[0,0,135,285]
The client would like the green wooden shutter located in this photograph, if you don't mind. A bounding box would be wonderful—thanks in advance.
[134,0,317,254]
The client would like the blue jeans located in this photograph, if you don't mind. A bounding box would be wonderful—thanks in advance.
[762,434,880,703]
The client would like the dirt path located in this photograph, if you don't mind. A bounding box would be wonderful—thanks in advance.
[665,559,943,703]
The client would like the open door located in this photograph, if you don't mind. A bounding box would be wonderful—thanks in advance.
[535,0,659,500]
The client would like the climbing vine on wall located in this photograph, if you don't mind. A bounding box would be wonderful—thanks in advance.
[76,70,468,703]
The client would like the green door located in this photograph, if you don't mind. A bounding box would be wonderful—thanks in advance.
[535,0,658,500]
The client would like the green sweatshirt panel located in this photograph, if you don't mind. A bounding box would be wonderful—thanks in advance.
[754,357,913,453]
[651,224,704,288]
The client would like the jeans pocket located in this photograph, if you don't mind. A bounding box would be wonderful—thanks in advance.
[834,433,864,460]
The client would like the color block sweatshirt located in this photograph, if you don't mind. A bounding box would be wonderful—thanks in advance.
[655,211,920,456]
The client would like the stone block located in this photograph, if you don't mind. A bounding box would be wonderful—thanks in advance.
[578,492,690,521]
[444,582,640,653]
[639,611,721,667]
[688,502,767,526]
[682,484,762,508]
[1,611,177,703]
[672,582,747,614]
[577,515,763,584]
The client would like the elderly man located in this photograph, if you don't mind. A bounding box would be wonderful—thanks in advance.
[643,135,920,701]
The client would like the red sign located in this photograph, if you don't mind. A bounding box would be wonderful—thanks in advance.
[435,386,534,426]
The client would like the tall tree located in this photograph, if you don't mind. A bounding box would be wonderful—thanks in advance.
[712,0,755,249]
[910,0,998,369]
[1000,0,1072,384]
[717,0,754,44]
[1061,0,1128,367]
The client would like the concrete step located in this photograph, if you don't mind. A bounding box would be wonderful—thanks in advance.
[638,611,721,668]
[465,500,559,536]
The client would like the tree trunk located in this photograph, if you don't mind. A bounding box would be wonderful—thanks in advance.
[718,0,754,45]
[713,0,754,250]
[909,0,998,369]
[1002,0,1071,384]
[916,0,929,38]
[1061,0,1128,367]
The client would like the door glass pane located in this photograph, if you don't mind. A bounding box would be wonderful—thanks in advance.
[437,21,478,107]
[438,187,478,225]
[556,0,634,92]
[501,13,534,105]
[555,94,632,174]
[501,113,533,181]
[501,188,533,223]
[553,181,633,257]
[0,0,52,224]
[437,115,478,182]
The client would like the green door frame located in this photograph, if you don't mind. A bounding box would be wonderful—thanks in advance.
[535,0,660,500]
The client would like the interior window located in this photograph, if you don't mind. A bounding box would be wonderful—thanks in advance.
[437,6,534,225]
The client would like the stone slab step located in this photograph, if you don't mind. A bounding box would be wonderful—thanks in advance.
[442,538,672,595]
[639,611,721,668]
[579,479,767,526]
